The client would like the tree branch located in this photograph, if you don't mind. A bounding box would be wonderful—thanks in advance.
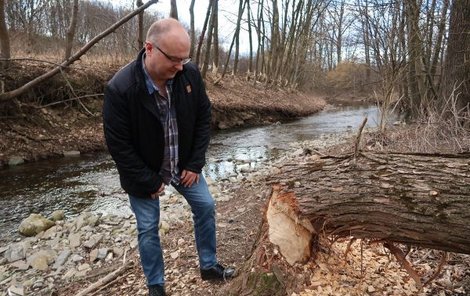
[0,0,158,103]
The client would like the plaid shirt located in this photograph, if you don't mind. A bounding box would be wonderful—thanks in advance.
[142,56,180,185]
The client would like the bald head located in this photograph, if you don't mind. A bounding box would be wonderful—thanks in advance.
[146,18,190,46]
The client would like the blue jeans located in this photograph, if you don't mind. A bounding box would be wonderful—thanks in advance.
[129,175,217,286]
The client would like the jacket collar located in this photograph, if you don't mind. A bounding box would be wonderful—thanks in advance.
[135,49,161,119]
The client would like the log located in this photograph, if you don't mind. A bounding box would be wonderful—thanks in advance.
[266,151,470,256]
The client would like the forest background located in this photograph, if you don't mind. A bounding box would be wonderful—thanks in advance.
[0,0,468,113]
[0,1,469,295]
[0,0,468,164]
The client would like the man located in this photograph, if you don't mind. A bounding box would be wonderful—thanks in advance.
[103,18,234,296]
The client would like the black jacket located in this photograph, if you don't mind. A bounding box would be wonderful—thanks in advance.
[103,49,212,198]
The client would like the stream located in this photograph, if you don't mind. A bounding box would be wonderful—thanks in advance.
[0,105,397,243]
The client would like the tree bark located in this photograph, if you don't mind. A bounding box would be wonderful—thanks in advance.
[196,0,212,67]
[137,0,144,50]
[201,0,216,78]
[266,152,470,255]
[0,0,10,61]
[189,0,196,57]
[443,0,470,117]
[170,0,178,19]
[64,0,79,60]
[246,0,253,74]
[211,0,219,75]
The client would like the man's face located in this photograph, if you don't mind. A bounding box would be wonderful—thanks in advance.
[145,34,191,82]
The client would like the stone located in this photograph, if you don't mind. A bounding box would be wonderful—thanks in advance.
[4,242,29,262]
[68,233,81,248]
[237,163,251,173]
[27,249,57,271]
[75,212,92,230]
[71,254,84,262]
[177,238,185,246]
[89,249,99,262]
[42,225,58,239]
[83,234,103,249]
[8,156,24,166]
[105,252,114,262]
[10,260,29,270]
[50,210,65,221]
[53,249,72,270]
[97,248,108,260]
[77,263,91,272]
[29,255,49,271]
[170,251,179,259]
[18,214,55,237]
[159,221,170,235]
[112,247,124,258]
[130,238,138,249]
[7,284,24,296]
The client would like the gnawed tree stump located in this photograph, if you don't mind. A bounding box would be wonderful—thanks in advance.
[267,151,470,256]
[224,151,470,295]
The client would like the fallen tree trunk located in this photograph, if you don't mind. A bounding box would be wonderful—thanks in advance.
[223,151,470,296]
[266,151,470,256]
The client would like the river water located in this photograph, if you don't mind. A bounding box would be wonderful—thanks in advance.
[0,105,395,242]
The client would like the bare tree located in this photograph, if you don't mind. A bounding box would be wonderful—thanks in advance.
[0,0,10,60]
[443,0,470,118]
[211,0,219,74]
[201,0,216,78]
[137,0,144,49]
[170,0,178,19]
[64,0,79,60]
[195,0,212,66]
[246,0,253,74]
[189,0,196,57]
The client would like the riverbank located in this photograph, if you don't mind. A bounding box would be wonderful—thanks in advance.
[0,67,326,168]
[1,133,468,296]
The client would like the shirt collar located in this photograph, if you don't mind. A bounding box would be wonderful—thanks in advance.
[142,53,173,95]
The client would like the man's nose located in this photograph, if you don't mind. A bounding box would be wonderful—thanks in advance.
[174,63,183,71]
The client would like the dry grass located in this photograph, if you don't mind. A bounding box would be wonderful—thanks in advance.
[367,86,470,154]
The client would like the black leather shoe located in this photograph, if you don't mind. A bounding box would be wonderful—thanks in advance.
[148,284,165,296]
[201,263,235,281]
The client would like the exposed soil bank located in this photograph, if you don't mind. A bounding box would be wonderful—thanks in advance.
[0,61,326,168]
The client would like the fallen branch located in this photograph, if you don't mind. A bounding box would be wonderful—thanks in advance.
[422,251,448,289]
[384,242,423,290]
[74,260,133,296]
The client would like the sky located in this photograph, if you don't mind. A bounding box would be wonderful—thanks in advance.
[113,0,244,50]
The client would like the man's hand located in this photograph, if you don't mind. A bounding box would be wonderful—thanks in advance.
[151,183,165,199]
[180,170,199,187]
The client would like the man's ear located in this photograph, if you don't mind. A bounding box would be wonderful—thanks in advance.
[144,42,153,54]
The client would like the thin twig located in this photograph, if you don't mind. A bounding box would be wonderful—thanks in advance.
[353,117,368,163]
[422,251,447,289]
[36,94,103,108]
[384,242,423,290]
[74,260,133,296]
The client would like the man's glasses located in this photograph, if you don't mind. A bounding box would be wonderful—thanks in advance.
[155,45,191,65]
